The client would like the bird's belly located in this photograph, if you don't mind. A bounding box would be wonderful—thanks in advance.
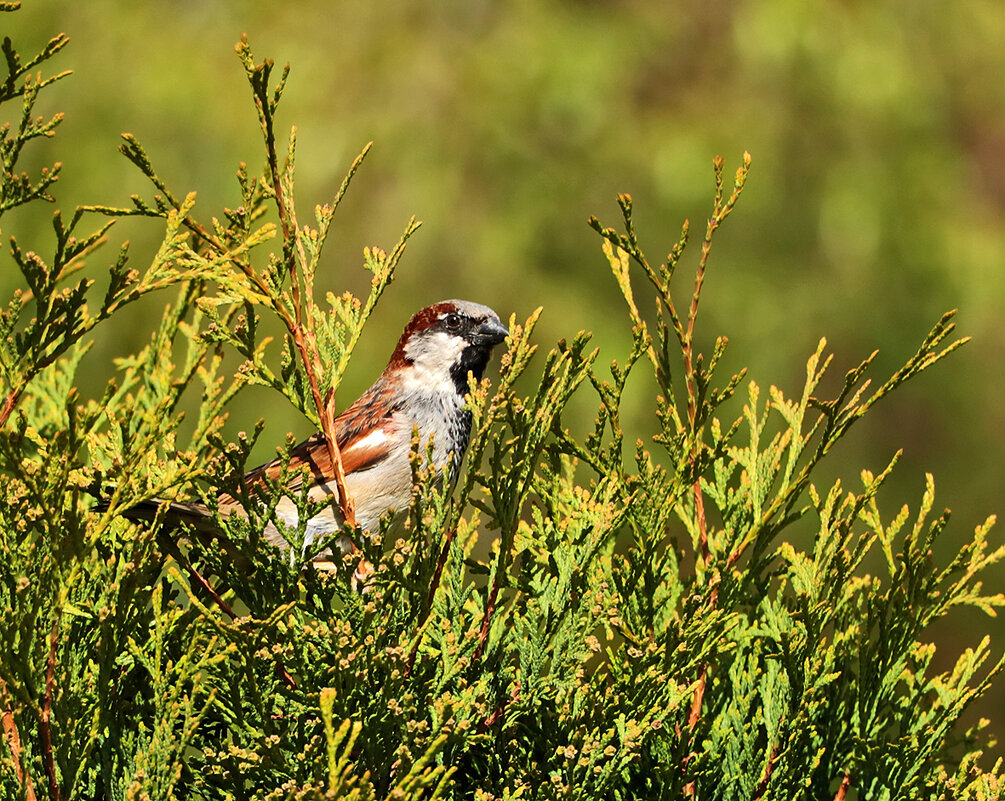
[269,448,415,560]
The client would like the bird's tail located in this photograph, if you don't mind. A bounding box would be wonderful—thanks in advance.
[97,496,353,575]
[94,496,256,569]
[105,497,219,532]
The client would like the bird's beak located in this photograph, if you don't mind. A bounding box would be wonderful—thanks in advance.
[473,317,509,347]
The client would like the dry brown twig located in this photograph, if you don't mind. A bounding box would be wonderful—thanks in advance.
[1,679,37,801]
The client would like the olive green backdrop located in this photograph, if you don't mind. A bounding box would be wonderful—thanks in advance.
[5,0,1004,727]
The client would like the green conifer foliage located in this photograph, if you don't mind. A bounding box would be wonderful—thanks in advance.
[0,9,1001,800]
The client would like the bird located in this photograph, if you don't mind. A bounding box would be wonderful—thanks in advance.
[115,299,509,566]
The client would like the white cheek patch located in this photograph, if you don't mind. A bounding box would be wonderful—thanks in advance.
[403,331,466,390]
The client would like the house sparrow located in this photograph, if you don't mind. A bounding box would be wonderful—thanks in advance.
[118,299,509,565]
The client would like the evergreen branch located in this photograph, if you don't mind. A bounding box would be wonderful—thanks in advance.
[472,578,500,664]
[232,38,414,540]
[165,565,299,691]
[1,679,35,801]
[404,523,460,677]
[40,615,61,801]
[426,526,456,617]
[676,157,753,790]
[167,536,239,623]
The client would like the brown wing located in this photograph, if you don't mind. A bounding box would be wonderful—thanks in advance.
[238,376,401,493]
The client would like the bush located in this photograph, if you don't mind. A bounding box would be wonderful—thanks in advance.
[1,12,1002,801]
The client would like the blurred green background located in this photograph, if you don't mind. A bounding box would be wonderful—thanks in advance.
[5,1,1004,728]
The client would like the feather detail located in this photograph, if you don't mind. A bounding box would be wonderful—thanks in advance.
[241,377,401,494]
[117,498,217,531]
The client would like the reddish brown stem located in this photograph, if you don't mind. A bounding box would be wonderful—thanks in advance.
[258,85,357,533]
[473,581,501,663]
[686,663,708,732]
[684,439,711,767]
[189,157,357,532]
[317,386,356,529]
[682,209,718,801]
[477,681,520,733]
[426,526,457,615]
[693,477,709,568]
[0,386,23,429]
[182,560,238,622]
[673,158,752,798]
[272,661,298,691]
[681,657,710,796]
[40,618,61,801]
[288,327,357,532]
[2,679,36,801]
[405,526,460,677]
[179,555,298,690]
[752,742,781,800]
[833,771,851,801]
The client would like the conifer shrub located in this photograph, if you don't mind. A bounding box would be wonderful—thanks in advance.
[1,9,1002,800]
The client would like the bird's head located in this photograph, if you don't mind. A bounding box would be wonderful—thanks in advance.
[388,300,509,394]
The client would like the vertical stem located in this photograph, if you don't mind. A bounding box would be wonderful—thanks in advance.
[683,168,721,572]
[406,525,459,677]
[833,771,852,801]
[476,508,520,664]
[682,202,717,753]
[682,159,734,798]
[40,616,61,801]
[2,679,36,801]
[476,496,523,663]
[473,581,500,663]
[426,526,457,615]
[751,742,781,800]
[254,67,357,531]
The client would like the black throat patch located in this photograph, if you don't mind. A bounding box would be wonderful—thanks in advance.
[449,344,493,396]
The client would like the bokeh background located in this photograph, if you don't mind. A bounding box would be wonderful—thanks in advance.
[6,1,1004,732]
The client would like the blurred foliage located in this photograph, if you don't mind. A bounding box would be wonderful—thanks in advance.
[1,0,1003,754]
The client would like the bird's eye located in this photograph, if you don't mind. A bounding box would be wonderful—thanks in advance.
[444,313,462,331]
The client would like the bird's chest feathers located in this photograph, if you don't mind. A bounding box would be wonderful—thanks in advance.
[395,385,469,462]
[398,333,471,451]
